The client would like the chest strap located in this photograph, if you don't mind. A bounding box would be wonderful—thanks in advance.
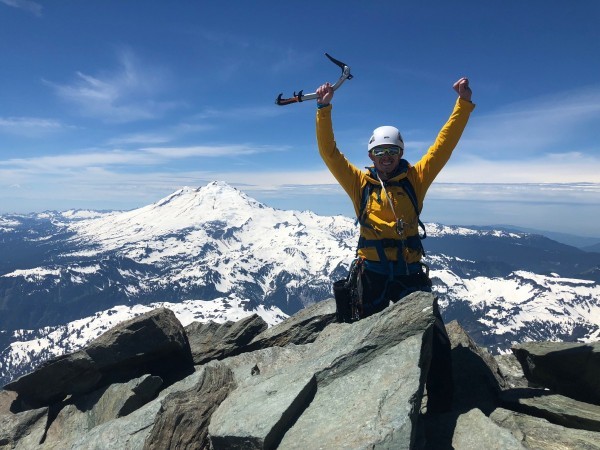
[357,236,424,263]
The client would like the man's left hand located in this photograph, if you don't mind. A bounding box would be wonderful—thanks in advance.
[453,77,472,102]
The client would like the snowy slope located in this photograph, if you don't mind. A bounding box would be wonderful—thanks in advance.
[1,295,286,384]
[433,264,600,352]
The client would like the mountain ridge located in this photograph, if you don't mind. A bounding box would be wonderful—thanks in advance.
[1,181,599,386]
[469,224,600,250]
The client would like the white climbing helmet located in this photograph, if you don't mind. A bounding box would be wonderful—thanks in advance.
[368,126,404,152]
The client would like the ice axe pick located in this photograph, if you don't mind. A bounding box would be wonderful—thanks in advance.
[275,53,353,106]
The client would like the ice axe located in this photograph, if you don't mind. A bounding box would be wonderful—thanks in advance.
[275,53,353,106]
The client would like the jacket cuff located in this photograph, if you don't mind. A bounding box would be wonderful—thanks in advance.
[458,97,476,110]
[316,103,332,114]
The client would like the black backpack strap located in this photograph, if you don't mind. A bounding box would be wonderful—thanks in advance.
[356,182,372,227]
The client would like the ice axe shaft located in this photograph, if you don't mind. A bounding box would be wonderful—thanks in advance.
[275,53,353,106]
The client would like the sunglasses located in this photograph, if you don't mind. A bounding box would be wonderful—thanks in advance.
[370,146,401,157]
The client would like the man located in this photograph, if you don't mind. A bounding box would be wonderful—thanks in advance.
[316,77,473,315]
[315,77,475,412]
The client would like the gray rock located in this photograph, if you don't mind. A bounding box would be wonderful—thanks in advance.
[144,363,236,450]
[5,308,193,408]
[83,307,193,383]
[66,396,164,449]
[65,365,219,449]
[495,352,531,389]
[6,351,101,409]
[41,374,163,448]
[210,369,317,449]
[248,298,337,350]
[210,344,311,387]
[0,405,47,449]
[501,389,600,432]
[452,408,526,450]
[446,320,506,414]
[491,407,600,450]
[121,374,164,417]
[209,291,438,450]
[0,390,17,416]
[185,313,267,365]
[279,334,426,450]
[512,341,600,405]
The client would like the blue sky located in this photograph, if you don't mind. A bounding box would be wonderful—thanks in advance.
[1,1,599,237]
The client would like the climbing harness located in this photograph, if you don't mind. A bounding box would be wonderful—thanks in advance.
[275,53,353,106]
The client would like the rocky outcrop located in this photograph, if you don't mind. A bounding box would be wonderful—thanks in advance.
[42,374,163,448]
[1,294,600,449]
[452,408,526,449]
[445,319,507,415]
[501,389,600,432]
[512,341,600,405]
[185,314,268,365]
[0,390,17,416]
[0,404,47,449]
[247,298,337,350]
[144,364,236,449]
[491,407,600,449]
[210,293,436,449]
[4,307,193,409]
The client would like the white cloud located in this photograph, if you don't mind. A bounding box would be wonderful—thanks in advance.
[0,166,337,211]
[0,144,286,173]
[45,49,178,123]
[428,182,600,205]
[0,0,41,16]
[0,151,151,172]
[141,144,285,158]
[438,152,600,183]
[2,81,599,232]
[194,105,282,121]
[107,133,173,146]
[460,84,600,157]
[0,116,65,135]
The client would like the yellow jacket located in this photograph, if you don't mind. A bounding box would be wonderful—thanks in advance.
[316,98,475,264]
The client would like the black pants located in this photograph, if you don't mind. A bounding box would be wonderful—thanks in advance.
[357,267,434,316]
[358,268,454,413]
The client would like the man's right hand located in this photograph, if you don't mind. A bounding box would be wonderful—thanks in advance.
[316,82,334,106]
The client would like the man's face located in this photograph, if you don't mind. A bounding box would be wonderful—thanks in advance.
[369,146,403,177]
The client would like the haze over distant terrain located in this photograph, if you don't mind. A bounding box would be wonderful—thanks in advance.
[0,1,599,237]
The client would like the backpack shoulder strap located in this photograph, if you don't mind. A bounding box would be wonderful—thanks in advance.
[396,177,427,240]
[356,182,371,226]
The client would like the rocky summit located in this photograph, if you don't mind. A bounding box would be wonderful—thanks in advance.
[2,293,600,449]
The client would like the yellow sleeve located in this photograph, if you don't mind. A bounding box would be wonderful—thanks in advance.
[412,98,476,203]
[316,104,365,216]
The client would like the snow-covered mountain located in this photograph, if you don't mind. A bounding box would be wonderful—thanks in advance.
[0,182,355,330]
[1,181,599,386]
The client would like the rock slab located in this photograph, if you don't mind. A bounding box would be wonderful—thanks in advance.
[5,308,193,408]
[209,291,438,450]
[512,341,600,405]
